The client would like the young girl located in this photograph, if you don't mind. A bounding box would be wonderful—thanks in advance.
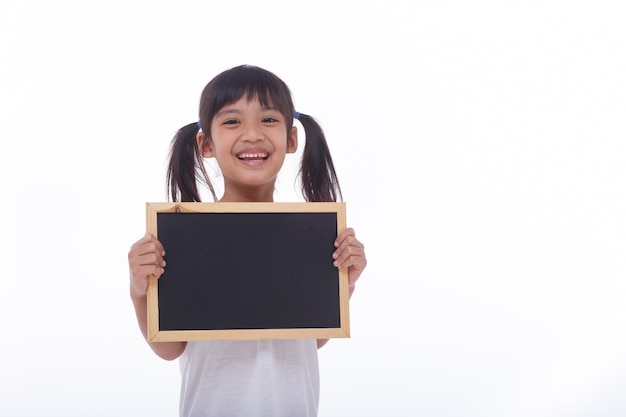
[128,65,367,417]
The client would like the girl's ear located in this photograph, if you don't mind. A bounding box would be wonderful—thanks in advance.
[286,126,298,154]
[197,131,214,158]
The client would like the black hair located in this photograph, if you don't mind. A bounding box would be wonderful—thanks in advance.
[166,65,342,202]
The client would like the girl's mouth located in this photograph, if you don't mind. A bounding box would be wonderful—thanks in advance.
[237,153,268,161]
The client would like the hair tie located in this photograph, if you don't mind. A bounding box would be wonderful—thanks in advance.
[197,121,202,129]
[294,112,300,120]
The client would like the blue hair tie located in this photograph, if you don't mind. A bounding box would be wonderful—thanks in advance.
[197,120,202,129]
[294,112,300,120]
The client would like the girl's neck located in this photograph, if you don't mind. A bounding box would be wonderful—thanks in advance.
[219,188,275,203]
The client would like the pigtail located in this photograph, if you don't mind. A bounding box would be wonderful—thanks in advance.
[297,113,343,202]
[166,122,216,202]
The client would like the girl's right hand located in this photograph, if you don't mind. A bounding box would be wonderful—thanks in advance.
[128,233,166,299]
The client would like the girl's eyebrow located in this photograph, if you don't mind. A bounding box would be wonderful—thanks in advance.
[216,106,280,118]
[215,109,241,118]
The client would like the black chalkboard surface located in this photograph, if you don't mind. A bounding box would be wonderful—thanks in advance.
[145,202,350,341]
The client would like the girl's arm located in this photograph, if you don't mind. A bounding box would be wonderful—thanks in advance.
[128,233,187,360]
[318,228,367,349]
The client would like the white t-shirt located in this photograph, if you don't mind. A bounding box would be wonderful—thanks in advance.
[178,339,320,417]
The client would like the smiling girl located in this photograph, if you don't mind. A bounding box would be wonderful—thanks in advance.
[128,65,366,417]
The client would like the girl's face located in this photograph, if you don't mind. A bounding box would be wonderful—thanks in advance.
[197,97,298,202]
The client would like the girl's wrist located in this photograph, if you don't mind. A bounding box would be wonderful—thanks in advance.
[130,287,148,302]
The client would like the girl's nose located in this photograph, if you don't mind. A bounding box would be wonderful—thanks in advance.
[242,123,264,142]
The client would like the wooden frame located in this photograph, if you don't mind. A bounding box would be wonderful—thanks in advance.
[146,202,349,342]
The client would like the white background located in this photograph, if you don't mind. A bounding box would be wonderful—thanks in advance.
[1,1,625,416]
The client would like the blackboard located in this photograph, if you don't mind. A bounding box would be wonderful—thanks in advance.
[145,202,350,341]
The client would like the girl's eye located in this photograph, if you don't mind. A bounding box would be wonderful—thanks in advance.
[222,119,239,125]
[262,117,278,123]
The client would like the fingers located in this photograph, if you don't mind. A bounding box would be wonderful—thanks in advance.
[332,228,367,279]
[332,228,363,265]
[128,233,167,298]
[131,233,165,258]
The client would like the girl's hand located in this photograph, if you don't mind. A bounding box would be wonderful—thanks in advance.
[319,227,367,348]
[128,233,166,299]
[332,227,367,290]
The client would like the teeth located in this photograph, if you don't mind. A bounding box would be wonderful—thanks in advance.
[238,153,268,159]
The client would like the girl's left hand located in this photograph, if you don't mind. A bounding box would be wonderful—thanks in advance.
[332,227,367,289]
[319,228,368,348]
